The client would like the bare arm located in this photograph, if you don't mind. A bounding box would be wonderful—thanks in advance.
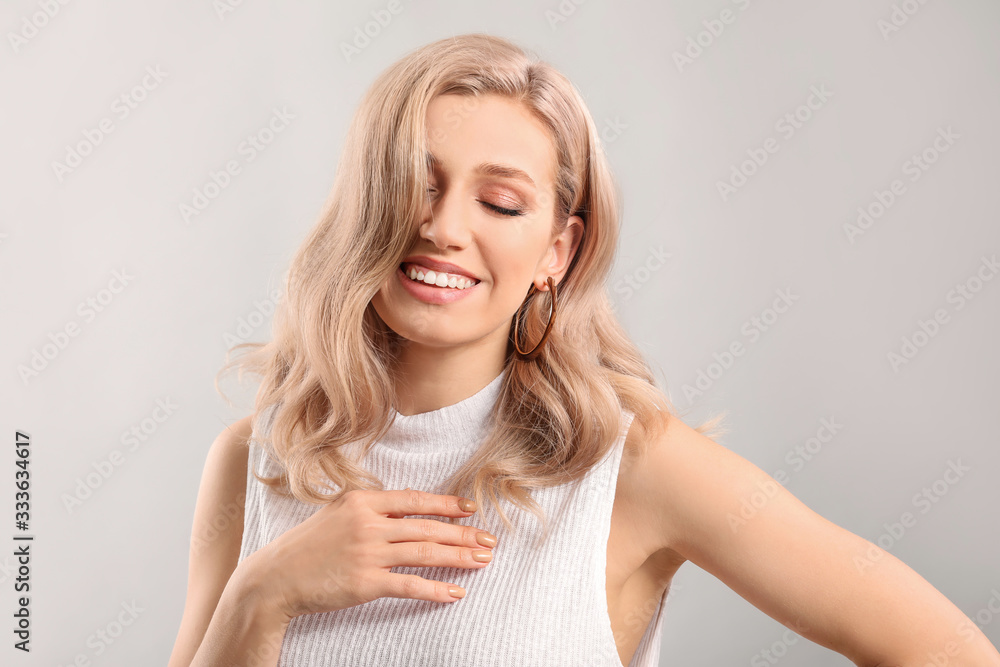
[632,414,1000,666]
[187,559,291,667]
[169,415,289,666]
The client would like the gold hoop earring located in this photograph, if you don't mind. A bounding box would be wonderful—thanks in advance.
[513,276,557,361]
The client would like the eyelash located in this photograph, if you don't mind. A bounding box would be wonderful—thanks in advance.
[426,189,525,218]
[480,201,525,217]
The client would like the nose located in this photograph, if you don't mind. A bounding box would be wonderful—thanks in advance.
[419,188,471,250]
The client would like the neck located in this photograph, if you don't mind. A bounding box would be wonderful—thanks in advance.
[391,329,508,416]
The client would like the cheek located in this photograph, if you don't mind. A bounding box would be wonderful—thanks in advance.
[483,237,545,294]
[371,273,409,321]
[486,264,538,314]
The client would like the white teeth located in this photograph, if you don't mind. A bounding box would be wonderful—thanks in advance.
[404,264,478,289]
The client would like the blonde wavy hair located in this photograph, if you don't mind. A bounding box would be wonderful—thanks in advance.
[218,33,726,535]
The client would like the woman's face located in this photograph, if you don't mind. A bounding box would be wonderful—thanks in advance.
[372,93,582,354]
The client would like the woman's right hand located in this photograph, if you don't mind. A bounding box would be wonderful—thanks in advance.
[238,488,497,621]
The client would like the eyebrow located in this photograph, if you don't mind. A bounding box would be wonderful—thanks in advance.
[425,152,536,189]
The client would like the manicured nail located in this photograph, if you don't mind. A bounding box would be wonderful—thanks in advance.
[458,498,477,512]
[472,549,493,563]
[449,586,466,598]
[476,532,497,548]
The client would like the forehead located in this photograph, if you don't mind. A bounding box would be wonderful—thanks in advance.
[424,94,557,191]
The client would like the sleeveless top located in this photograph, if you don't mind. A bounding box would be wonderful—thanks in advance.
[238,368,670,666]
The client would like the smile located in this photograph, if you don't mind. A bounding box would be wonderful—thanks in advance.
[400,262,480,290]
[397,264,481,304]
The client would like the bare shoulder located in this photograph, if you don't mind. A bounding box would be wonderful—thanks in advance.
[619,409,761,560]
[198,414,255,522]
[192,413,255,570]
[616,411,690,567]
[168,414,255,666]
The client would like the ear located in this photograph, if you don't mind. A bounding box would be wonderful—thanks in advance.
[534,214,584,291]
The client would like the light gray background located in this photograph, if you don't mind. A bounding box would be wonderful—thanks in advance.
[2,1,998,665]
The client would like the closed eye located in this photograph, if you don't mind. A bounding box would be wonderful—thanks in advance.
[480,201,524,217]
[426,188,525,217]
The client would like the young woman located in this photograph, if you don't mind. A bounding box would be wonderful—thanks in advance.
[169,34,1000,667]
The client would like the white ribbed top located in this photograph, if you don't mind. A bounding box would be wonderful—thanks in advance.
[238,368,669,666]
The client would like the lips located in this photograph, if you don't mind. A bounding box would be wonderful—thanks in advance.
[400,263,481,287]
[400,255,479,282]
[396,264,480,304]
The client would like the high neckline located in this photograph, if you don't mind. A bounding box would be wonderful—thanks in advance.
[379,367,506,454]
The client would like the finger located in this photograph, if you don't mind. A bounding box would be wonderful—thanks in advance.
[379,540,493,571]
[372,488,477,519]
[372,572,468,604]
[380,516,497,550]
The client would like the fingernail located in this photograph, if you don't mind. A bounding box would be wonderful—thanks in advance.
[449,586,466,598]
[458,498,477,512]
[472,549,493,563]
[476,532,497,548]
